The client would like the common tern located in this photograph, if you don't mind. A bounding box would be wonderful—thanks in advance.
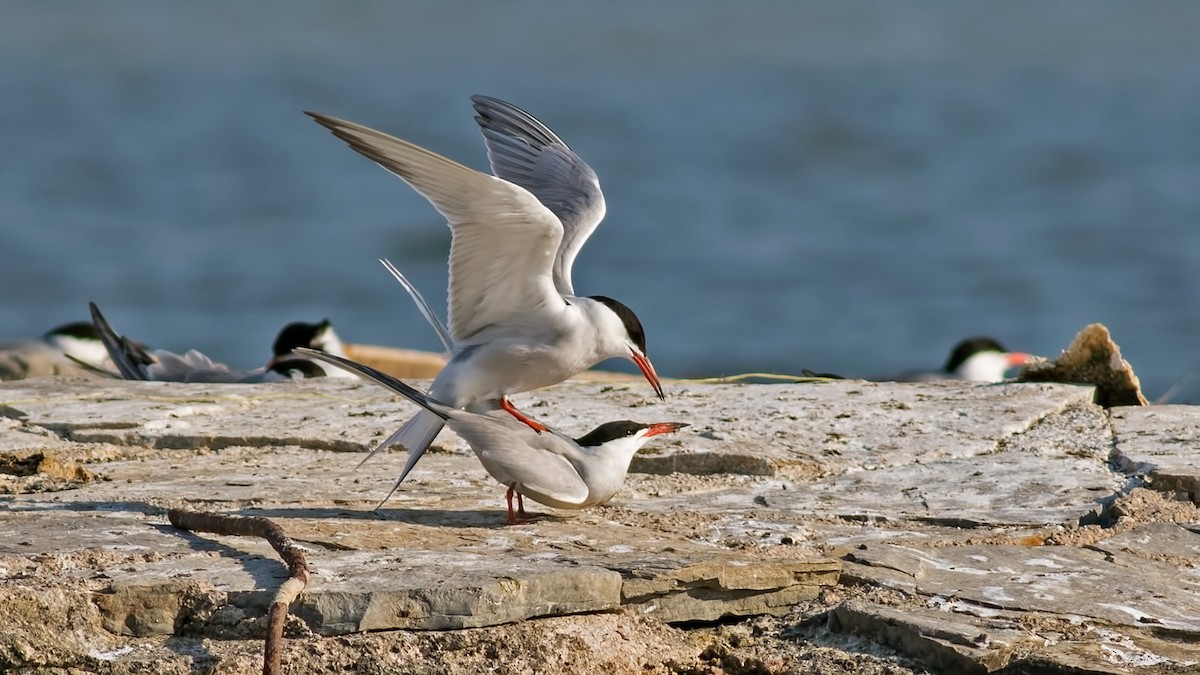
[800,337,1031,383]
[307,97,664,495]
[297,348,686,524]
[892,336,1031,382]
[88,302,351,383]
[0,321,112,381]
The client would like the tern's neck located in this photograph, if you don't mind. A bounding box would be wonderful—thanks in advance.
[574,298,631,362]
[313,328,348,358]
[577,435,648,504]
[48,335,110,369]
[953,351,1012,382]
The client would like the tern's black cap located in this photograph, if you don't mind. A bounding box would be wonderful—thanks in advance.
[45,321,101,341]
[943,336,1008,373]
[588,296,647,355]
[272,320,332,357]
[574,420,651,447]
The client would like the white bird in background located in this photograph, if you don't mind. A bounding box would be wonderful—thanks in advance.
[88,302,352,383]
[803,336,1032,383]
[298,348,686,524]
[0,320,112,381]
[893,336,1031,382]
[307,96,664,502]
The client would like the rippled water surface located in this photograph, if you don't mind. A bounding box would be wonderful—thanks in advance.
[4,2,1200,398]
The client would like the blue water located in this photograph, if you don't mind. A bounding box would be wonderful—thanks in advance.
[4,2,1200,399]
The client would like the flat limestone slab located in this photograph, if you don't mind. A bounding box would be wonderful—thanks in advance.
[0,377,1096,479]
[839,526,1200,671]
[0,377,410,453]
[634,400,1121,531]
[846,539,1200,632]
[1,440,838,634]
[535,379,1099,480]
[1111,405,1200,502]
[94,543,627,634]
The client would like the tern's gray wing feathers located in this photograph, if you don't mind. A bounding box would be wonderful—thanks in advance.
[306,112,567,344]
[456,422,590,504]
[89,302,154,380]
[296,349,448,504]
[148,350,226,382]
[471,95,606,297]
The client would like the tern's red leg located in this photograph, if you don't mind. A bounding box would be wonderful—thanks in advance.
[505,485,518,525]
[500,396,548,433]
[517,492,527,517]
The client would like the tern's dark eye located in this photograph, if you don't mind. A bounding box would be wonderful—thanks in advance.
[588,295,647,354]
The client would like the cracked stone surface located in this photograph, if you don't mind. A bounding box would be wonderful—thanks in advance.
[1,376,1199,673]
[1111,405,1200,501]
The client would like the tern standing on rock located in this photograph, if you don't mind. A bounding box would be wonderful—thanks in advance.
[307,96,665,501]
[299,349,686,524]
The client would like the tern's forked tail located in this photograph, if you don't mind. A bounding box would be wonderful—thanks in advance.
[292,348,452,498]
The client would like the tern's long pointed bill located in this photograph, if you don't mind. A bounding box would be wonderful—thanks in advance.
[1007,352,1032,368]
[645,422,689,438]
[631,349,665,400]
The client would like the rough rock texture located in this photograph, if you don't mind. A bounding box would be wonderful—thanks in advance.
[1018,323,1148,407]
[1,375,1199,674]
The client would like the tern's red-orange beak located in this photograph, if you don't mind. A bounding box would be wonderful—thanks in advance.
[645,422,689,438]
[631,348,665,400]
[1006,352,1032,368]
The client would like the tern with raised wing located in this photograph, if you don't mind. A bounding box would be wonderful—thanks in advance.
[307,96,665,498]
[298,348,685,524]
[88,302,352,382]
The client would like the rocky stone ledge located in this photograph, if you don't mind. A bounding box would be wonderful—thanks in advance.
[1,376,1198,673]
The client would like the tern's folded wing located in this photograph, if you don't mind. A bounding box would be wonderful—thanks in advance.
[458,422,590,505]
[307,112,567,343]
[471,95,606,297]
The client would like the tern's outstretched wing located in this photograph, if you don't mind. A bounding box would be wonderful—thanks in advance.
[307,112,567,344]
[471,95,606,297]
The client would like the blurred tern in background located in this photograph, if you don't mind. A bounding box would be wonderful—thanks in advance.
[88,302,352,382]
[298,348,685,524]
[0,321,112,381]
[892,336,1031,382]
[802,336,1031,383]
[307,95,664,499]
